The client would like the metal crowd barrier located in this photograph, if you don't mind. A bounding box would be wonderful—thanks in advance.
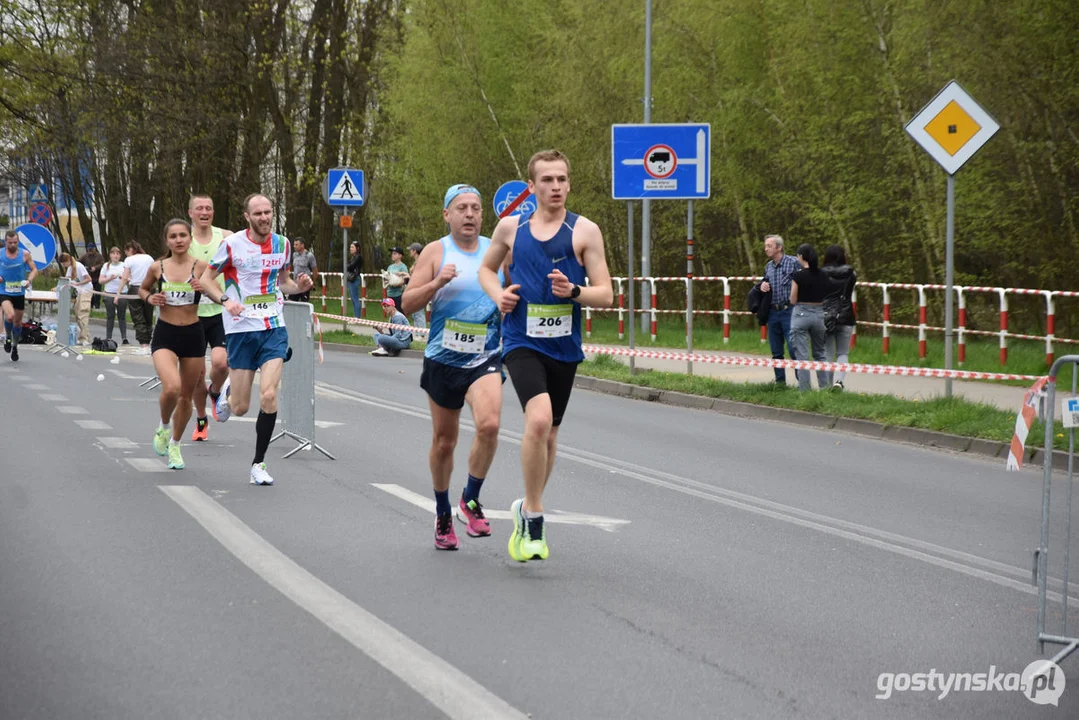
[1034,354,1079,665]
[46,277,81,356]
[270,301,334,460]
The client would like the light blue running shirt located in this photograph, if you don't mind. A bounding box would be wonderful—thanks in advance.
[0,247,31,296]
[424,235,503,369]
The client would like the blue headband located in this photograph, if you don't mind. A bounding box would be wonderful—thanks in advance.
[443,184,482,209]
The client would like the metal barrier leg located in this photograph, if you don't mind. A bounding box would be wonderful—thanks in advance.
[268,301,335,461]
[1035,355,1079,665]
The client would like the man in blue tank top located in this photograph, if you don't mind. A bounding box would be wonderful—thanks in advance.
[479,150,613,562]
[1,230,39,362]
[403,184,504,550]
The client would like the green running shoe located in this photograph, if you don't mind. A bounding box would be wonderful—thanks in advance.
[167,443,184,469]
[153,427,169,456]
[520,515,549,561]
[508,498,527,562]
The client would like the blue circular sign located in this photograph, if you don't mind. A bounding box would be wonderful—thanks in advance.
[15,223,58,269]
[492,181,537,218]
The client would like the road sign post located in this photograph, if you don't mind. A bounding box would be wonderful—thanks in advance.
[493,181,536,219]
[627,201,636,374]
[15,223,57,269]
[906,80,1000,397]
[324,168,365,322]
[612,123,711,353]
[29,203,52,226]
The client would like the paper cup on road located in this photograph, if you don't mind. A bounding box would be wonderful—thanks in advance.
[76,354,83,361]
[110,357,120,364]
[60,351,69,358]
[96,374,105,382]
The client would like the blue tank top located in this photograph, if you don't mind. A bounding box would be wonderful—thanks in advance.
[502,211,586,363]
[425,235,503,369]
[0,249,30,296]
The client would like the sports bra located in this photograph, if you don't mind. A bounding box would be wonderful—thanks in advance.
[157,259,202,307]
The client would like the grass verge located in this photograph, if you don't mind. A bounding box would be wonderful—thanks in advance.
[579,354,1073,452]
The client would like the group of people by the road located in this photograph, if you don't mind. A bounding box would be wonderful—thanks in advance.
[755,234,858,391]
[9,146,855,567]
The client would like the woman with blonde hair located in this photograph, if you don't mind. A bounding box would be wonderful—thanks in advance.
[139,219,207,469]
[58,252,93,345]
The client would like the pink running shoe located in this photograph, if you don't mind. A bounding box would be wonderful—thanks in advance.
[456,498,492,537]
[435,513,459,550]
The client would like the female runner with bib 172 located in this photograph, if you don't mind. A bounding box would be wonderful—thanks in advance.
[138,219,208,470]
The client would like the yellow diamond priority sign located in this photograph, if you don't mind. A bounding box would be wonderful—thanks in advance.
[906,81,999,175]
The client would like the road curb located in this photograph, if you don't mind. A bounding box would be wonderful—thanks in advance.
[576,374,1074,471]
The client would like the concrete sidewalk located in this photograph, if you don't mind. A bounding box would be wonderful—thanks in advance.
[585,345,1035,413]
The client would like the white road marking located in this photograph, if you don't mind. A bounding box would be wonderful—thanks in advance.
[372,483,630,532]
[39,393,68,402]
[25,384,49,390]
[11,375,30,381]
[57,406,88,414]
[159,485,527,720]
[319,382,1079,606]
[125,458,169,472]
[98,437,138,449]
[75,419,112,430]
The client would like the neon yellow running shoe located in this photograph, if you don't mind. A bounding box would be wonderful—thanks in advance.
[153,427,169,456]
[520,516,549,561]
[508,498,527,562]
[167,443,184,470]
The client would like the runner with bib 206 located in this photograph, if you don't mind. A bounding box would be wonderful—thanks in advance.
[199,193,314,487]
[479,150,614,562]
[403,184,504,551]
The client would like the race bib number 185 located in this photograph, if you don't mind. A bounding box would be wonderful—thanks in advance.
[442,319,486,353]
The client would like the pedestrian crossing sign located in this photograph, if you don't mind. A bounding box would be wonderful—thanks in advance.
[28,184,48,202]
[325,169,365,207]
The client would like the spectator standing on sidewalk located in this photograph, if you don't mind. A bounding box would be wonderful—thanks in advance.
[99,246,129,344]
[383,246,409,310]
[289,237,318,302]
[59,253,94,345]
[118,240,156,354]
[369,297,412,356]
[821,244,857,391]
[346,241,364,318]
[788,243,831,392]
[79,247,105,310]
[759,234,799,385]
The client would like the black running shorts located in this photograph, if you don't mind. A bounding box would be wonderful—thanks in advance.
[503,347,579,426]
[0,294,25,311]
[151,319,206,359]
[200,313,226,349]
[421,356,504,410]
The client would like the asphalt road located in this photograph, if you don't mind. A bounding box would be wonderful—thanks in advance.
[2,343,1078,719]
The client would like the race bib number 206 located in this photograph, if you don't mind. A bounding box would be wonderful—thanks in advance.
[526,304,572,338]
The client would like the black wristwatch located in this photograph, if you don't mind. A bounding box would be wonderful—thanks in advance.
[570,284,581,299]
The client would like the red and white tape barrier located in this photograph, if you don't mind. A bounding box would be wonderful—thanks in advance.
[1006,376,1050,471]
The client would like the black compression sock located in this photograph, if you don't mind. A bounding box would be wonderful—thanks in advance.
[253,410,277,465]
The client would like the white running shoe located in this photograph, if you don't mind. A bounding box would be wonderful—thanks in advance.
[250,462,274,486]
[368,347,389,356]
[213,377,232,422]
